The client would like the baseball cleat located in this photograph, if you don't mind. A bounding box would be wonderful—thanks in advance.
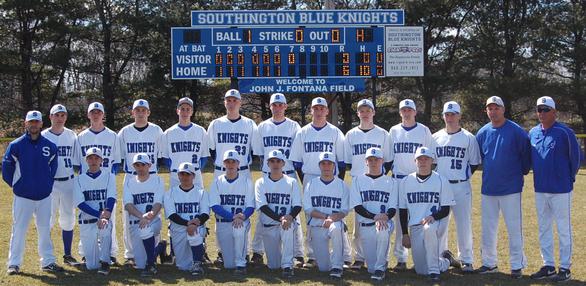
[63,255,81,266]
[124,258,136,267]
[191,261,204,276]
[214,252,224,266]
[7,265,19,275]
[461,263,474,273]
[429,273,441,282]
[282,267,294,278]
[250,252,264,266]
[442,250,462,269]
[98,262,110,275]
[475,265,498,274]
[371,270,385,281]
[552,268,571,282]
[234,266,247,275]
[342,261,352,269]
[109,256,118,266]
[294,257,304,268]
[511,268,523,279]
[329,268,343,278]
[140,264,157,277]
[202,253,212,266]
[530,266,556,280]
[393,262,407,271]
[351,260,365,270]
[42,263,64,273]
[303,259,316,268]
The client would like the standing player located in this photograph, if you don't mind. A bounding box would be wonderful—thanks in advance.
[254,150,302,278]
[209,150,255,274]
[73,147,116,275]
[344,99,390,270]
[123,153,165,277]
[350,147,397,281]
[118,99,164,266]
[398,147,459,282]
[302,152,350,278]
[251,93,302,266]
[3,111,64,274]
[529,97,580,282]
[164,162,210,275]
[387,98,434,270]
[432,101,481,272]
[475,96,531,278]
[43,104,80,266]
[76,102,121,263]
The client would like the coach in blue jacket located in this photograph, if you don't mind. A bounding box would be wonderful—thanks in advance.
[528,97,580,282]
[2,111,64,275]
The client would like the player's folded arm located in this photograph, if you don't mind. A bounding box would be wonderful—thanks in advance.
[259,205,281,222]
[211,205,233,220]
[354,205,376,220]
[289,205,302,218]
[431,206,450,221]
[78,202,101,218]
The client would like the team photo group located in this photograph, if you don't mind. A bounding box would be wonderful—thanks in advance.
[2,89,580,283]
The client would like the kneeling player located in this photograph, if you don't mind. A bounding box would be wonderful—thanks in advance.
[350,147,397,281]
[399,147,459,282]
[255,150,302,278]
[164,162,210,276]
[209,150,255,275]
[73,147,116,275]
[303,152,350,278]
[123,153,165,277]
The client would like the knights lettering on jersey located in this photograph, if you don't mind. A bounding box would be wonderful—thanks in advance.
[264,193,291,205]
[394,142,423,154]
[263,136,293,148]
[81,145,112,157]
[217,133,249,144]
[57,146,73,157]
[352,143,382,156]
[407,192,440,204]
[126,142,155,153]
[83,189,108,201]
[220,194,245,205]
[310,196,342,208]
[435,146,466,159]
[170,141,201,153]
[304,141,334,153]
[360,190,390,203]
[174,202,200,214]
[133,192,155,205]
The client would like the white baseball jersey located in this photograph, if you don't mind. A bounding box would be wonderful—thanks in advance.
[209,175,255,216]
[432,129,482,181]
[350,174,398,224]
[122,175,165,221]
[388,123,434,176]
[254,118,301,173]
[164,185,210,223]
[76,127,121,173]
[290,123,345,176]
[207,116,258,168]
[118,123,163,173]
[73,171,117,221]
[302,176,350,227]
[161,123,210,170]
[255,174,302,225]
[398,172,455,226]
[42,128,78,178]
[344,126,390,177]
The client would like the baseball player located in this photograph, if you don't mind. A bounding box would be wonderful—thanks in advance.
[387,98,434,271]
[303,152,350,278]
[164,162,210,276]
[122,153,165,277]
[3,111,64,274]
[254,150,302,278]
[42,104,81,266]
[344,99,390,270]
[118,99,164,266]
[528,96,580,282]
[432,101,481,272]
[350,147,397,281]
[475,96,531,278]
[289,97,349,268]
[209,150,255,275]
[398,147,459,282]
[76,102,121,263]
[251,93,303,266]
[73,147,116,275]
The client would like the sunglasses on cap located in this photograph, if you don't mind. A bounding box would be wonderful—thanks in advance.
[537,107,552,113]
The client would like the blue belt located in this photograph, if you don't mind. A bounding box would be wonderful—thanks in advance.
[55,175,74,181]
[126,171,157,175]
[128,219,141,225]
[262,170,295,175]
[215,166,249,171]
[449,179,468,184]
[392,174,406,179]
[263,224,281,228]
[79,218,98,224]
[216,218,233,223]
[360,222,376,227]
[172,167,200,172]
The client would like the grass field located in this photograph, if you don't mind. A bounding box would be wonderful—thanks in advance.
[0,170,585,285]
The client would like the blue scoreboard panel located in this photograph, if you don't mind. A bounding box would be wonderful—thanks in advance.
[172,26,385,79]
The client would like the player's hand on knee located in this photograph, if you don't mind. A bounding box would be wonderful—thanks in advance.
[187,224,197,236]
[98,218,109,229]
[280,215,293,230]
[420,215,434,226]
[375,219,388,231]
[402,234,411,249]
[232,217,244,228]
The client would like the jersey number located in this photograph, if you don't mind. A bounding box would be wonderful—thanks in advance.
[274,206,287,216]
[63,158,72,168]
[277,148,290,159]
[450,159,462,170]
[101,158,110,168]
[234,145,247,156]
[192,154,199,164]
[230,207,243,215]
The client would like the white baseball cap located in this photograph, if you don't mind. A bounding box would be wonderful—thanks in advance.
[267,149,285,161]
[536,96,555,109]
[85,147,103,159]
[414,146,434,159]
[177,97,193,108]
[88,102,105,113]
[222,150,240,162]
[25,110,42,122]
[365,147,383,159]
[442,101,461,114]
[133,99,150,110]
[319,152,336,163]
[486,96,504,107]
[50,104,67,115]
[357,99,374,110]
[399,99,416,111]
[132,153,151,165]
[311,97,327,107]
[224,89,242,100]
[177,162,196,174]
[270,93,287,104]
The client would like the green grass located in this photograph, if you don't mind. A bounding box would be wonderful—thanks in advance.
[1,170,585,285]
